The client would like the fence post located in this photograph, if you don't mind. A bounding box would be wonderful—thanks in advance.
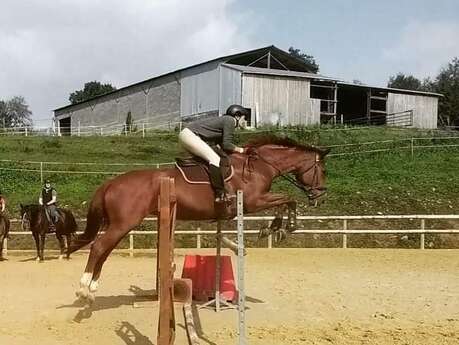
[196,227,201,249]
[267,234,272,249]
[40,162,43,183]
[100,127,103,136]
[420,219,425,250]
[411,138,414,158]
[124,124,127,136]
[142,123,145,138]
[342,219,348,249]
[25,127,28,137]
[129,234,134,257]
[78,121,81,136]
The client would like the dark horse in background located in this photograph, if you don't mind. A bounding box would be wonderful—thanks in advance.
[0,212,10,261]
[20,204,78,261]
[68,135,329,304]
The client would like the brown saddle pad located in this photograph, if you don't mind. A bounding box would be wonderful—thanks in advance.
[175,157,233,184]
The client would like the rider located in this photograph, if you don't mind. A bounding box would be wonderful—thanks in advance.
[178,104,249,202]
[38,179,59,229]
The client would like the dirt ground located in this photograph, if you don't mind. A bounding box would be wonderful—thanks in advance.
[1,248,459,345]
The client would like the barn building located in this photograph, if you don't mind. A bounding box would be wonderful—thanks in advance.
[53,46,441,135]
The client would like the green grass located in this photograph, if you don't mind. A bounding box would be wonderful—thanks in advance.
[0,126,458,220]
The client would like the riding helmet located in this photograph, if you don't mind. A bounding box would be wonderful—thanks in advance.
[226,104,249,117]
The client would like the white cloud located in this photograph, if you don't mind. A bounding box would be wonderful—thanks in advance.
[382,20,459,80]
[0,0,255,125]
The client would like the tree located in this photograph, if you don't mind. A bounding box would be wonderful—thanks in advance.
[434,57,459,126]
[69,81,117,104]
[288,47,319,73]
[387,73,424,91]
[0,96,33,128]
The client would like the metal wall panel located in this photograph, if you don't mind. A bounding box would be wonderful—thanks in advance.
[241,74,319,126]
[387,93,438,129]
[180,61,220,117]
[219,65,242,115]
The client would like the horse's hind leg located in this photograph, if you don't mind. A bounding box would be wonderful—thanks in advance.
[56,233,66,260]
[76,226,127,304]
[39,233,46,262]
[0,235,4,261]
[65,234,72,259]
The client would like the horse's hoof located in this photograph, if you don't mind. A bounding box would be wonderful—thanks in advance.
[87,293,95,305]
[258,228,271,239]
[35,257,40,262]
[76,287,88,300]
[58,255,64,260]
[275,230,287,243]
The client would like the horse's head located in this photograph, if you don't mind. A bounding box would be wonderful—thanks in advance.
[20,204,40,231]
[246,135,329,206]
[293,147,329,206]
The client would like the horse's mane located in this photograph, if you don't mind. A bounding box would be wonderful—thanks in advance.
[245,135,326,154]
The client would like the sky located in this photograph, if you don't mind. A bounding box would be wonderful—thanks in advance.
[1,0,458,126]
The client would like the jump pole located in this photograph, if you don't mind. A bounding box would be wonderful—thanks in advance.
[199,190,247,344]
[236,190,247,345]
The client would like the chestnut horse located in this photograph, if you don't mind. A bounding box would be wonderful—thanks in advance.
[69,136,328,303]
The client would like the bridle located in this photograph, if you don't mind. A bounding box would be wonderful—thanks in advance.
[243,148,327,200]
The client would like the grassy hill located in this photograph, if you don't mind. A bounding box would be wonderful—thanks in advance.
[0,126,458,220]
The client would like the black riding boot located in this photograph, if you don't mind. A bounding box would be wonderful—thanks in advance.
[208,164,226,202]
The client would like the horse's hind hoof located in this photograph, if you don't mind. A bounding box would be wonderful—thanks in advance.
[274,230,287,243]
[87,293,96,305]
[258,228,271,239]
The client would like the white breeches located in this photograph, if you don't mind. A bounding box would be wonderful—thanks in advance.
[178,128,221,166]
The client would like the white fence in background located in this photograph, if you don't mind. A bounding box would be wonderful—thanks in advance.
[3,214,458,257]
[0,136,458,180]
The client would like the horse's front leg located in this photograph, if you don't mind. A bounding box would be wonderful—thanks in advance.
[246,193,294,242]
[32,232,40,261]
[39,233,46,262]
[286,201,297,233]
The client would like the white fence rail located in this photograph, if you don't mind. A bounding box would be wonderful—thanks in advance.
[3,215,459,256]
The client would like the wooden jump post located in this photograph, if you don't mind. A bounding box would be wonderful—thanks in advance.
[156,177,199,345]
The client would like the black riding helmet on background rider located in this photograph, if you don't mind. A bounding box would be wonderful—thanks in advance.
[226,104,250,128]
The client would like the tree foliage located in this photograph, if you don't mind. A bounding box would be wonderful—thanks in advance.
[288,47,319,73]
[0,96,33,128]
[387,73,424,91]
[69,81,117,104]
[387,60,459,127]
[434,58,459,126]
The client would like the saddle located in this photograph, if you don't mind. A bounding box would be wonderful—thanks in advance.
[175,155,233,184]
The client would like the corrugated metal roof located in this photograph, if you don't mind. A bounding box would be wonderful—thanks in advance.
[54,45,316,112]
[337,82,443,97]
[222,63,338,81]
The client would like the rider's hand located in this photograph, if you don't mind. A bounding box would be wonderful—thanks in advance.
[235,147,245,154]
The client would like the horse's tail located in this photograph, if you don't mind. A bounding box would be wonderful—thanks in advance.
[67,185,107,254]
